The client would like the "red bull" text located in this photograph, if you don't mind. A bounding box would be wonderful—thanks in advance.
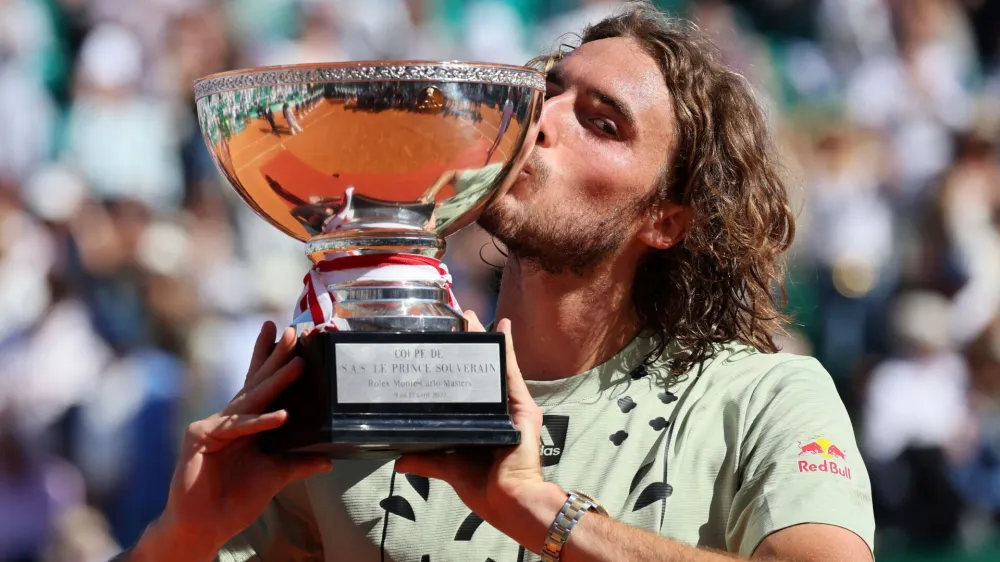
[795,438,851,479]
[798,459,852,480]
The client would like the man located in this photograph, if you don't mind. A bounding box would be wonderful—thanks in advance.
[261,102,279,136]
[123,4,874,561]
[486,96,516,164]
[282,102,304,135]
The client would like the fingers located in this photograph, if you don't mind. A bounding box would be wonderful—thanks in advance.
[227,357,305,416]
[395,451,479,484]
[245,321,278,384]
[395,452,452,481]
[245,327,297,390]
[496,319,543,442]
[186,411,290,454]
[210,410,289,441]
[464,310,485,332]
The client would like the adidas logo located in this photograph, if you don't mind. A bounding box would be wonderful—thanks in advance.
[539,415,569,467]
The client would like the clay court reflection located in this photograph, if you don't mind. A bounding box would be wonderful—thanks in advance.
[196,73,541,240]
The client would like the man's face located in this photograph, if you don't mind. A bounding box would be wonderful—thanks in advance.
[480,36,675,274]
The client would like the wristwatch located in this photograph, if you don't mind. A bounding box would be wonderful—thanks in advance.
[540,490,609,561]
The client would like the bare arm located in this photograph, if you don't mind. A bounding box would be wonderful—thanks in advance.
[397,314,874,562]
[566,515,740,561]
[500,481,870,562]
[110,516,224,562]
[492,482,740,561]
[111,323,332,562]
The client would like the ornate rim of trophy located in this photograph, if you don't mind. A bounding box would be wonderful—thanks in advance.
[194,60,547,100]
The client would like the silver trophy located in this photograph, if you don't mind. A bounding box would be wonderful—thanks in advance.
[195,61,543,458]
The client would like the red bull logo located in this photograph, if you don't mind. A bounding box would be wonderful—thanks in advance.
[796,438,851,480]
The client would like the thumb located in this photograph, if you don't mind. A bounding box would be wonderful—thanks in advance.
[496,318,530,407]
[497,319,542,442]
[464,310,485,332]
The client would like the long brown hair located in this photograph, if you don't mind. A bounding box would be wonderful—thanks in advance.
[549,3,796,376]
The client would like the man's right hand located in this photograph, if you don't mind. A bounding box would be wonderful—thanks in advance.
[129,322,333,561]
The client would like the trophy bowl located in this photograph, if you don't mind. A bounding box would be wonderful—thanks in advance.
[195,61,544,458]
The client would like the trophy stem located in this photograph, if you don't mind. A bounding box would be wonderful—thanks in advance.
[299,229,465,333]
[305,229,446,263]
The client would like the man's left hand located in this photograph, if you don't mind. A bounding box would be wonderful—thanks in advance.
[394,312,559,547]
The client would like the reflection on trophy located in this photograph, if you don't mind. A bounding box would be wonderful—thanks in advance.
[194,62,544,458]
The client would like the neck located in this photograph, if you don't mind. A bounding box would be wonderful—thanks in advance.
[493,255,641,381]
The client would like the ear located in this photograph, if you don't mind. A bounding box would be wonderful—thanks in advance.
[636,203,691,250]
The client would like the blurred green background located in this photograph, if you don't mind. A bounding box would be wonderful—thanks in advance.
[3,0,1000,560]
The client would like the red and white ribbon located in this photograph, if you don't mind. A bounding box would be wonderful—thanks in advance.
[292,253,461,333]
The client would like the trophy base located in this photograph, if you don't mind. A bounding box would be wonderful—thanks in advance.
[257,331,520,459]
[264,416,520,459]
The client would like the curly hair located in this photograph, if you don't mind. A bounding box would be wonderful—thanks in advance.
[546,3,796,377]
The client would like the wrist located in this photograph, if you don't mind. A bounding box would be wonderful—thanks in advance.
[489,482,569,554]
[131,511,223,562]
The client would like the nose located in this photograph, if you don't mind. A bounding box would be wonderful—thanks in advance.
[535,94,567,149]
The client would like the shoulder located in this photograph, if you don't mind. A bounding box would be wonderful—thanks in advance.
[678,343,852,444]
[693,343,835,402]
[661,344,874,556]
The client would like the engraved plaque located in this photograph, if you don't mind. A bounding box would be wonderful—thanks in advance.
[335,342,502,404]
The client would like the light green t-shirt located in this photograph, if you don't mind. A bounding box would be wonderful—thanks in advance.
[218,337,875,561]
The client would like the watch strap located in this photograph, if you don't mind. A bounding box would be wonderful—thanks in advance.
[540,490,606,562]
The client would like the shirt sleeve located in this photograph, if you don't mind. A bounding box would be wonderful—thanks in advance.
[216,480,323,562]
[453,162,504,195]
[725,357,876,557]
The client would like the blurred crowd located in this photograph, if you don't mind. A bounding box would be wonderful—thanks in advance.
[2,0,1000,560]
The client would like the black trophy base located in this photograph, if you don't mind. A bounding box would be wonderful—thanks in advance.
[257,331,520,459]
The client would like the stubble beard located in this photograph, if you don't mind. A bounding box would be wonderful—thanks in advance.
[478,156,640,276]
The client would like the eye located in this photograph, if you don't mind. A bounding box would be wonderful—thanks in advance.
[589,117,620,139]
[544,83,561,100]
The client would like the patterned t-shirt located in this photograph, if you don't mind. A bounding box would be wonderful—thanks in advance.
[217,337,875,561]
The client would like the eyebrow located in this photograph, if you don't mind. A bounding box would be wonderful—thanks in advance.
[546,67,638,133]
